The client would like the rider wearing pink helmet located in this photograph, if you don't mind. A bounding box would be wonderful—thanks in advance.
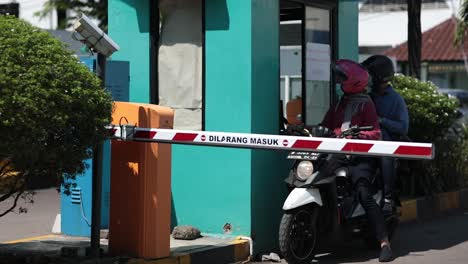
[322,59,381,140]
[334,59,370,94]
[321,59,394,262]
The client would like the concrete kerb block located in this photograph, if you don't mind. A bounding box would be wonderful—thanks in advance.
[189,244,234,264]
[231,240,251,263]
[410,188,468,223]
[438,191,460,212]
[127,259,174,264]
[416,195,439,221]
[126,239,250,264]
[399,199,418,223]
[127,255,191,264]
[460,188,468,210]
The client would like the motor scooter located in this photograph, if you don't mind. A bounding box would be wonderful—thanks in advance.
[278,124,399,264]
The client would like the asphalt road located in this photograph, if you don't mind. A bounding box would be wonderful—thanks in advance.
[0,188,60,242]
[252,209,468,264]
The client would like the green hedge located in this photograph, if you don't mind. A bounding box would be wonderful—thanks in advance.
[392,74,459,141]
[391,75,467,196]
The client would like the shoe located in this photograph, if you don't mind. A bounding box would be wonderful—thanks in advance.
[379,245,394,262]
[382,199,394,215]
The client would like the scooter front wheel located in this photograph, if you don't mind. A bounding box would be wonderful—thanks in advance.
[279,205,319,264]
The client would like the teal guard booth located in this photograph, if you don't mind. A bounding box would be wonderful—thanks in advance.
[61,57,129,236]
[109,0,358,254]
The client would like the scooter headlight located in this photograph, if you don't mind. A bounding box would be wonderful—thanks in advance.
[296,161,314,181]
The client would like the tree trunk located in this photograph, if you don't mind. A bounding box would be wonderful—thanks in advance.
[408,0,422,79]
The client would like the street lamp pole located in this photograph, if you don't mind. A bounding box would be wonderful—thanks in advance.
[72,13,119,258]
[89,52,106,257]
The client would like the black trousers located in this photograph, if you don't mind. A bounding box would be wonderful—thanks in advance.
[349,159,387,241]
[381,157,396,199]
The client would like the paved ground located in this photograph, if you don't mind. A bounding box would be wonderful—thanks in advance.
[0,188,59,242]
[2,190,468,264]
[251,209,468,264]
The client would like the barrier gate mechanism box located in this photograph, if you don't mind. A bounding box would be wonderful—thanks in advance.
[109,102,174,258]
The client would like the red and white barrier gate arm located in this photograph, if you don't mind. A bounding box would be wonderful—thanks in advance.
[106,125,434,160]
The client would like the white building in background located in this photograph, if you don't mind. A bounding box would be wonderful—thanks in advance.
[0,0,58,29]
[0,1,93,56]
[358,0,461,61]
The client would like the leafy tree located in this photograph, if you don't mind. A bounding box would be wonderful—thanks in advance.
[0,15,113,216]
[36,0,108,31]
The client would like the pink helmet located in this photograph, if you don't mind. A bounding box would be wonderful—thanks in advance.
[334,59,369,94]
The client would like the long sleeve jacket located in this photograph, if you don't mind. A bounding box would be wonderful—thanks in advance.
[321,96,381,140]
[370,86,409,141]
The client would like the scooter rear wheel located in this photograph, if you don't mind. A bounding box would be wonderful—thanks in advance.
[279,205,319,264]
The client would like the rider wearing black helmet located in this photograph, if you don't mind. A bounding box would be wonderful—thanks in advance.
[361,55,409,216]
[362,55,396,85]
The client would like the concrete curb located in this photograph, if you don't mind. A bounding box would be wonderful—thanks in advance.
[127,237,250,264]
[399,188,468,223]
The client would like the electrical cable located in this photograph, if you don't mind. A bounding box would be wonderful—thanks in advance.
[118,116,137,139]
[78,190,91,227]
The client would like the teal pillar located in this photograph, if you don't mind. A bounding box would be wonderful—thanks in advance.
[250,0,289,253]
[108,0,150,103]
[171,0,288,254]
[172,0,253,237]
[338,0,359,60]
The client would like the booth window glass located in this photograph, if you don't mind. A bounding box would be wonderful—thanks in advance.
[280,1,336,127]
[304,6,332,126]
[280,0,304,125]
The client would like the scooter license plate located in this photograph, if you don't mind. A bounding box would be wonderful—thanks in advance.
[287,151,319,160]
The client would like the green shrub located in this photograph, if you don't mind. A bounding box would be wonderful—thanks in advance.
[392,74,459,141]
[391,75,467,196]
[0,15,113,213]
[435,125,468,189]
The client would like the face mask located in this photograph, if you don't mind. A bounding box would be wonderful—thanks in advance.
[336,84,344,98]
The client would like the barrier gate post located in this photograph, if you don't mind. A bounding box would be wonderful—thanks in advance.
[109,102,174,258]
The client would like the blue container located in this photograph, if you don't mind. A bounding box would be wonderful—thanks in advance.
[61,143,111,237]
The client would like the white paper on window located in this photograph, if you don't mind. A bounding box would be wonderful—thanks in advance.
[305,43,330,81]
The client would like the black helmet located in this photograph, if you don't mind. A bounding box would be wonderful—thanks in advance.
[361,55,395,84]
